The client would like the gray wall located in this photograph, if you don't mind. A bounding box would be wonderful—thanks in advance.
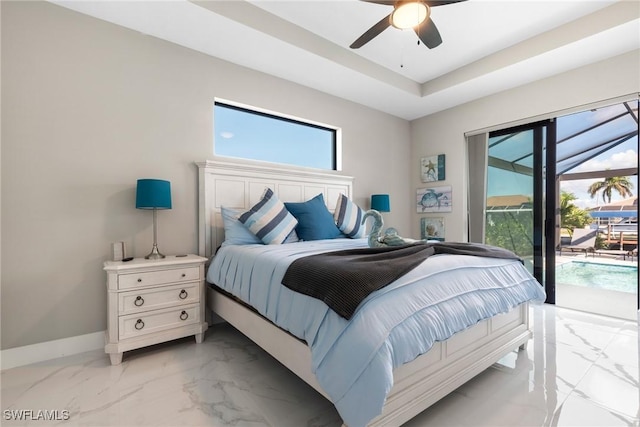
[0,2,411,350]
[410,50,640,241]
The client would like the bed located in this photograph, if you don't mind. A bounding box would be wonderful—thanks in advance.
[196,160,545,427]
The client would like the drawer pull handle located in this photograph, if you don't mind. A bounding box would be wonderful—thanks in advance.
[137,278,142,283]
[135,319,145,330]
[179,289,188,299]
[180,311,188,321]
[181,273,186,278]
[134,296,144,307]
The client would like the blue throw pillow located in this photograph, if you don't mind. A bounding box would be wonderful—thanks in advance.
[285,194,342,241]
[333,194,365,238]
[239,188,298,245]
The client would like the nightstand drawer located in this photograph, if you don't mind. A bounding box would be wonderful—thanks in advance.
[118,266,200,290]
[119,304,200,340]
[118,283,199,315]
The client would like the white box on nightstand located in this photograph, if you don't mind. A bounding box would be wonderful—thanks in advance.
[103,254,208,365]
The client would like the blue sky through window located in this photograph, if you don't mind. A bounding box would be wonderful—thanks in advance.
[558,101,638,208]
[214,102,336,170]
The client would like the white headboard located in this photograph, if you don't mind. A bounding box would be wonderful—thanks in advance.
[196,160,354,258]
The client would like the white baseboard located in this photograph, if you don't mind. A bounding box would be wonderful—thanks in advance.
[1,331,105,371]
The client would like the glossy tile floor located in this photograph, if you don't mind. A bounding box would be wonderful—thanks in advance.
[2,304,638,426]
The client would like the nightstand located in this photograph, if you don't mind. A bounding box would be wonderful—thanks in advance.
[103,254,208,365]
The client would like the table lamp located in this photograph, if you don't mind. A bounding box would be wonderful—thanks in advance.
[371,194,390,213]
[136,179,172,259]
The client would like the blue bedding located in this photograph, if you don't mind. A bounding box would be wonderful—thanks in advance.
[207,239,546,427]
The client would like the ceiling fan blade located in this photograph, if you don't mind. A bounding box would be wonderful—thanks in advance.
[350,13,392,49]
[414,17,442,49]
[359,0,395,5]
[424,0,467,7]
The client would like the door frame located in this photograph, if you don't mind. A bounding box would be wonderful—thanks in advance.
[488,119,556,304]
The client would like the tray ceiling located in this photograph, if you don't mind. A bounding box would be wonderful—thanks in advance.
[50,0,640,120]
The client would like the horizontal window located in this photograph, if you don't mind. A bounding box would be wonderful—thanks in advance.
[214,101,339,170]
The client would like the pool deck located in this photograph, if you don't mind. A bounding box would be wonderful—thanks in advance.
[556,250,637,266]
[554,252,638,321]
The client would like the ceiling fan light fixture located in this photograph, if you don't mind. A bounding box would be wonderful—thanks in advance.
[391,2,429,30]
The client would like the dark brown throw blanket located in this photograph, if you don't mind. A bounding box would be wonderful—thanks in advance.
[281,242,522,319]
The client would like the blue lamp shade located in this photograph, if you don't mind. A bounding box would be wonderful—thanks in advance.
[371,194,390,213]
[136,179,172,210]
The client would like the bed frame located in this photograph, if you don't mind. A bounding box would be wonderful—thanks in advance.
[196,160,532,427]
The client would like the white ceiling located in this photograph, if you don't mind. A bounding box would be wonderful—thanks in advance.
[51,0,640,120]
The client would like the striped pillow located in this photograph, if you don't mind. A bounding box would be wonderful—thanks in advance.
[239,188,298,245]
[334,194,364,238]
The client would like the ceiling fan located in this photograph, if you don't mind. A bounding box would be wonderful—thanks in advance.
[350,0,467,50]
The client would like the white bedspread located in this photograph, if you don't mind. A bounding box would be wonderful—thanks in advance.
[207,239,546,427]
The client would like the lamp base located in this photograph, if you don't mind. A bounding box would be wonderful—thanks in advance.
[145,244,165,260]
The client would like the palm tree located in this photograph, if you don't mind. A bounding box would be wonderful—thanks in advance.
[587,176,634,204]
[560,191,592,232]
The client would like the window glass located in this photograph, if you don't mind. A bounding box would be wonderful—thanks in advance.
[556,100,638,174]
[214,101,338,170]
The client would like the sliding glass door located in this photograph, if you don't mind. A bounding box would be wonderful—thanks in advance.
[484,121,555,303]
[485,130,536,269]
[471,99,638,311]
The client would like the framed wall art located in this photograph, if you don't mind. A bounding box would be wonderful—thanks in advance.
[417,186,452,213]
[420,154,446,182]
[420,217,445,241]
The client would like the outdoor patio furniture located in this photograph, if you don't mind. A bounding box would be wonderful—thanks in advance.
[559,228,597,257]
[595,248,633,260]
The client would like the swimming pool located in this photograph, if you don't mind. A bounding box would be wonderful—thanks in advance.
[556,261,638,293]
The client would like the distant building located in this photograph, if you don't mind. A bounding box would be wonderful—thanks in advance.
[588,197,638,223]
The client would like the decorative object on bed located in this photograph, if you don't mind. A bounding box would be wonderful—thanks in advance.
[333,193,365,238]
[284,193,342,241]
[421,216,445,241]
[135,178,172,259]
[363,209,422,247]
[197,160,545,427]
[417,185,452,213]
[421,154,446,182]
[238,188,298,245]
[370,193,390,212]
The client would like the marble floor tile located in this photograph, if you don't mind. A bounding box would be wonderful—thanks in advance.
[600,332,639,368]
[553,394,637,426]
[1,304,638,427]
[620,321,640,338]
[426,365,571,427]
[572,357,639,419]
[497,340,600,396]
